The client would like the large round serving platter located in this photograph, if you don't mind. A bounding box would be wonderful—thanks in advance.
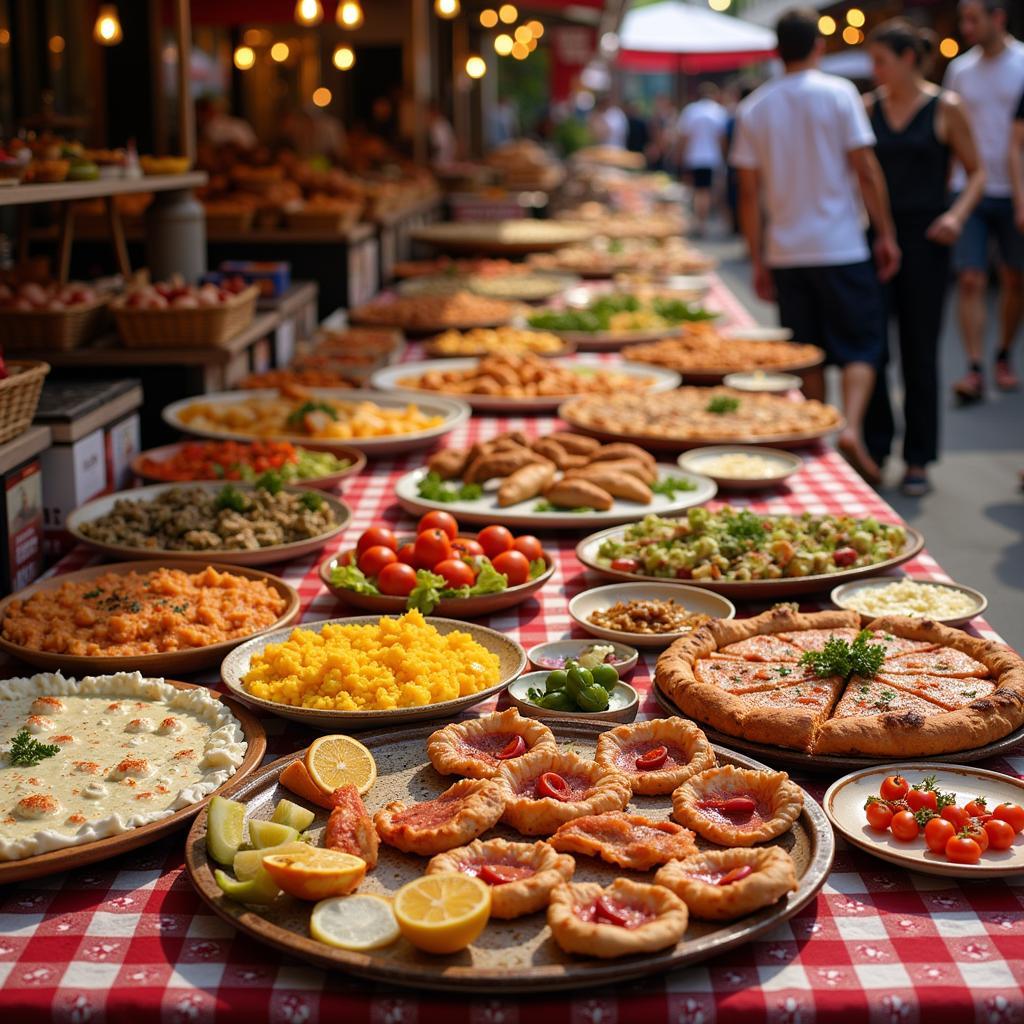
[369,358,681,415]
[532,323,688,353]
[558,397,846,452]
[423,334,577,359]
[824,763,1024,878]
[66,482,352,568]
[162,388,471,458]
[394,464,717,530]
[652,682,1024,771]
[348,304,519,336]
[630,349,824,387]
[184,721,834,994]
[130,441,367,491]
[318,544,557,617]
[411,221,594,255]
[575,519,925,599]
[220,615,527,730]
[398,272,581,304]
[0,680,265,884]
[0,560,301,675]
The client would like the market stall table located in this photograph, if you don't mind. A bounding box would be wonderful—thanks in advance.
[3,278,1021,1023]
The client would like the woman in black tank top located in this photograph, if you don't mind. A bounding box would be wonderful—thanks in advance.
[862,20,986,497]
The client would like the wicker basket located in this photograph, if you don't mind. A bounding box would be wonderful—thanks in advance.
[112,285,259,349]
[1,296,111,352]
[0,361,49,445]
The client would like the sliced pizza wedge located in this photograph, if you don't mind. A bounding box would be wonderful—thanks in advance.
[713,634,804,662]
[882,646,989,678]
[876,672,997,711]
[695,657,812,694]
[727,676,845,751]
[777,627,859,653]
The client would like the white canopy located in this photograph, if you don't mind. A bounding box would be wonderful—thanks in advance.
[618,1,777,72]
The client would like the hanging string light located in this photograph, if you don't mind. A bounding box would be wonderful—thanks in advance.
[435,0,460,18]
[294,0,323,27]
[466,55,487,79]
[333,44,356,70]
[270,42,290,62]
[233,45,256,70]
[337,2,364,29]
[93,4,123,45]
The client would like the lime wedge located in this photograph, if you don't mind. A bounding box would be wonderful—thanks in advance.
[206,796,246,866]
[249,819,300,849]
[214,868,280,906]
[271,798,316,832]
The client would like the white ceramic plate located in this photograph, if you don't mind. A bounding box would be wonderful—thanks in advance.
[393,463,717,530]
[506,671,639,723]
[162,388,471,458]
[676,446,803,491]
[369,358,681,414]
[568,582,736,649]
[830,576,988,628]
[720,326,794,343]
[824,763,1024,878]
[526,639,639,676]
[723,372,802,393]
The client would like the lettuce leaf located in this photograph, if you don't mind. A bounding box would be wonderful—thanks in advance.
[407,570,448,614]
[330,563,380,595]
[464,560,508,596]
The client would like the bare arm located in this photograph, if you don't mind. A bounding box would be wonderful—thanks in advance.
[737,166,774,301]
[929,94,986,243]
[848,145,901,281]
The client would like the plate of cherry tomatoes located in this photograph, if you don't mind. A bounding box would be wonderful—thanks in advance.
[319,511,556,618]
[824,763,1024,878]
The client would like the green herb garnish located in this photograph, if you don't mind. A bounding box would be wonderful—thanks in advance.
[300,491,324,512]
[800,629,886,682]
[256,469,284,495]
[417,472,484,504]
[215,485,248,512]
[706,395,740,415]
[650,476,698,497]
[9,728,60,767]
[533,500,595,513]
[83,588,102,600]
[286,401,339,428]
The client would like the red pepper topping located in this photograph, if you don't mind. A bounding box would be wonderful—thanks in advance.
[718,865,754,886]
[496,735,527,760]
[478,863,533,886]
[635,746,668,771]
[593,895,631,927]
[537,771,572,802]
[697,796,757,815]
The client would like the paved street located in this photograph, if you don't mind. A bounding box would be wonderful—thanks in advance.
[706,235,1024,647]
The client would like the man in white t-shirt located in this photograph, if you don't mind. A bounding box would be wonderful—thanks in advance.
[943,0,1024,400]
[731,7,900,485]
[677,84,729,235]
[588,97,629,150]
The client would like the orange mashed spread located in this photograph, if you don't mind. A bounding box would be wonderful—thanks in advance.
[3,566,287,656]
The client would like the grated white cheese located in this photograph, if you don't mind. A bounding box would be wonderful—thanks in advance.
[843,580,978,619]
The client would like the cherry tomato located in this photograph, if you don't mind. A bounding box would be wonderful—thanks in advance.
[945,834,982,864]
[492,549,531,586]
[413,528,452,570]
[865,799,894,832]
[992,803,1024,833]
[478,863,532,886]
[513,535,544,561]
[880,775,910,801]
[537,772,572,802]
[358,545,397,578]
[396,542,417,566]
[434,558,476,589]
[610,557,639,573]
[983,818,1016,851]
[593,895,630,927]
[718,865,753,886]
[338,549,355,566]
[964,822,989,853]
[941,805,971,831]
[698,797,756,814]
[907,789,937,813]
[965,798,989,818]
[356,526,396,556]
[417,511,458,539]
[890,810,920,842]
[376,561,417,597]
[833,546,858,567]
[925,817,956,853]
[451,537,484,559]
[635,746,668,771]
[478,525,514,559]
[495,735,527,760]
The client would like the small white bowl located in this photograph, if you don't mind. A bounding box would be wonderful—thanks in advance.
[830,576,988,628]
[723,371,802,393]
[568,582,735,649]
[720,325,794,343]
[677,445,803,491]
[507,671,639,723]
[526,639,639,676]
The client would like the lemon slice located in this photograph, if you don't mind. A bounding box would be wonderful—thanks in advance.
[207,796,246,866]
[305,734,377,796]
[310,894,400,951]
[261,847,367,901]
[393,872,491,954]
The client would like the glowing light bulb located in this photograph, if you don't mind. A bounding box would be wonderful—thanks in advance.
[511,41,528,59]
[233,45,255,70]
[498,4,518,24]
[294,0,323,27]
[526,20,543,38]
[466,55,487,79]
[93,5,123,45]
[333,45,355,70]
[435,0,460,18]
[842,25,863,45]
[939,37,960,58]
[846,8,865,28]
[494,33,513,56]
[312,86,332,107]
[270,42,290,62]
[337,2,364,29]
[480,9,498,28]
[818,15,836,36]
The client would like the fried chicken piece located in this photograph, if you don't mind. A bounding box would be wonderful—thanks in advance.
[325,783,379,868]
[548,812,697,871]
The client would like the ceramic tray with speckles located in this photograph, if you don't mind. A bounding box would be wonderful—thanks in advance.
[183,721,834,994]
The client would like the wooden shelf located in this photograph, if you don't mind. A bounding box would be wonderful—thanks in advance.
[0,172,208,208]
[206,223,376,245]
[0,426,51,475]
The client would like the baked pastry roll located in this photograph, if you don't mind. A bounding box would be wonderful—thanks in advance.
[427,709,557,780]
[496,749,631,836]
[374,778,506,855]
[655,846,798,921]
[671,765,803,846]
[547,879,688,959]
[595,718,716,795]
[426,837,574,918]
[548,812,697,871]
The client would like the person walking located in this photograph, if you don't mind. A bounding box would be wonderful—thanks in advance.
[943,0,1024,401]
[731,7,900,485]
[677,84,728,237]
[862,20,986,497]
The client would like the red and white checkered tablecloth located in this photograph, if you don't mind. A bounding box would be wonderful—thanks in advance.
[4,277,1022,1023]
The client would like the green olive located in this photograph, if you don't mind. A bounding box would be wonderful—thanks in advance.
[590,664,619,693]
[576,683,610,713]
[544,670,568,694]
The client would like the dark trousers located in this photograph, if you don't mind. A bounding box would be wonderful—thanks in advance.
[864,213,950,467]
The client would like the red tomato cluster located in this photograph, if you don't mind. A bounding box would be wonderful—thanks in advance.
[864,773,1023,865]
[348,512,544,598]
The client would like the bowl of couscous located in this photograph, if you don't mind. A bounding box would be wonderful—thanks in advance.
[219,610,527,729]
